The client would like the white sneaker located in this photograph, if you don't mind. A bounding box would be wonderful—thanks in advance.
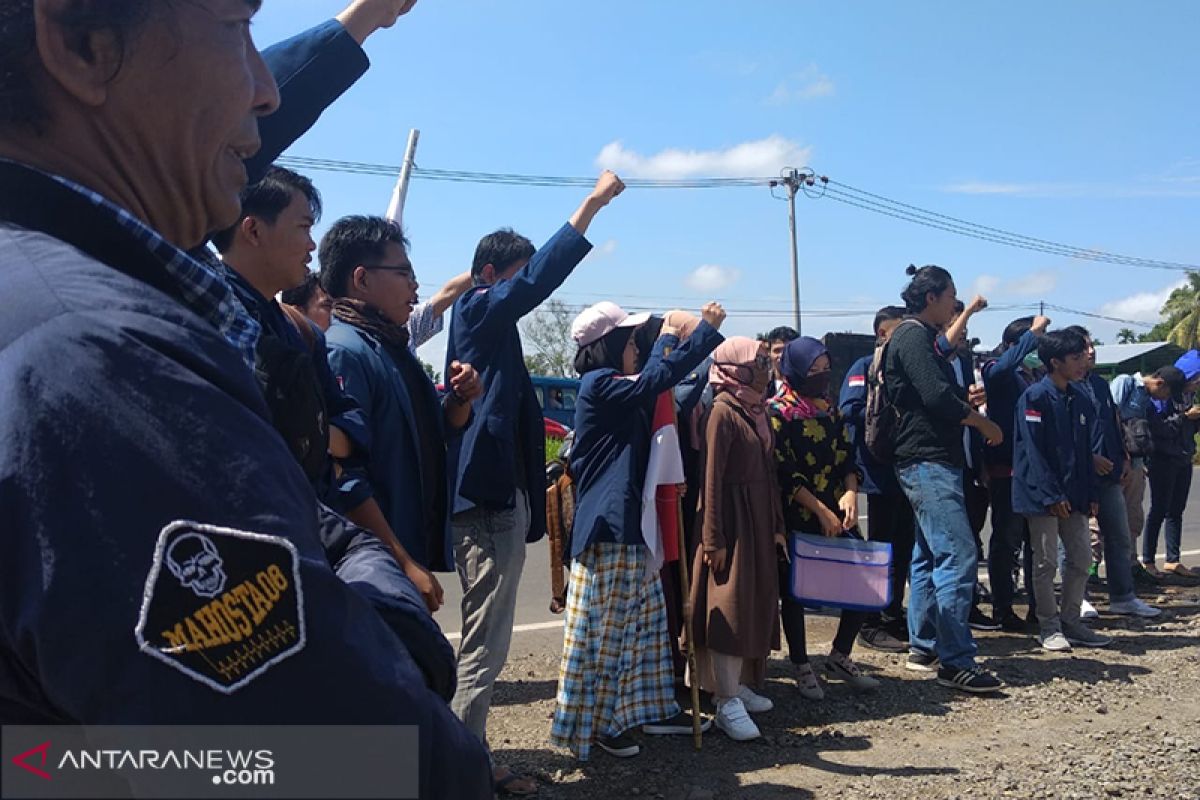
[715,697,761,741]
[735,685,774,713]
[1039,632,1072,652]
[1080,599,1099,620]
[1108,598,1161,618]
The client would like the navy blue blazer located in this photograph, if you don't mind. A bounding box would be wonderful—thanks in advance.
[1012,376,1099,515]
[982,329,1040,470]
[445,223,592,543]
[568,324,725,560]
[325,319,454,572]
[1075,371,1126,485]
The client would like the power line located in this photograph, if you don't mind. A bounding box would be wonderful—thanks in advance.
[275,155,1200,272]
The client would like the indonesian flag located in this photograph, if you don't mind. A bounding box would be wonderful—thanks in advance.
[1025,408,1042,423]
[848,374,866,388]
[641,391,685,570]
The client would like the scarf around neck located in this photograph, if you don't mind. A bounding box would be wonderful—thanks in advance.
[769,382,831,421]
[333,298,410,353]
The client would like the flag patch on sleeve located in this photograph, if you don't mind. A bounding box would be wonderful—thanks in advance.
[848,375,866,388]
[1025,409,1042,423]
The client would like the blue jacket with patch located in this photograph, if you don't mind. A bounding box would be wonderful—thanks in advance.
[445,223,592,542]
[1012,376,1099,516]
[838,354,898,496]
[568,325,724,560]
[324,319,454,571]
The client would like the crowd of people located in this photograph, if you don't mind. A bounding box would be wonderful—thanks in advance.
[0,2,1196,799]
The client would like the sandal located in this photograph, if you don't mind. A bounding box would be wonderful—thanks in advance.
[794,662,825,701]
[494,768,538,797]
[1164,562,1196,577]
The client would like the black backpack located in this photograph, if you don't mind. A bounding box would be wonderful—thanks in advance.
[864,320,922,463]
[253,308,329,483]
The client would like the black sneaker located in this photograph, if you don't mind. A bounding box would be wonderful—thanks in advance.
[936,666,1004,694]
[968,606,1001,631]
[905,649,939,672]
[1132,563,1161,588]
[999,612,1034,633]
[643,710,713,736]
[596,731,640,758]
[857,626,907,653]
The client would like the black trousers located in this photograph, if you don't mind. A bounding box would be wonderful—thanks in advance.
[987,476,1036,619]
[865,490,916,626]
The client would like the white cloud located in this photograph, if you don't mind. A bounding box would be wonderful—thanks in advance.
[586,239,618,260]
[1008,270,1058,297]
[1098,279,1187,323]
[685,264,742,292]
[941,179,1200,198]
[596,135,811,179]
[766,66,835,105]
[972,275,1001,296]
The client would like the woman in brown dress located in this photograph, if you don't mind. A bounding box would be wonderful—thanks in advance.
[687,336,783,742]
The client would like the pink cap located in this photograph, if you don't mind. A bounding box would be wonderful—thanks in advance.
[571,301,651,347]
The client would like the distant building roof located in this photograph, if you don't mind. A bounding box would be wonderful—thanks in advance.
[1093,342,1179,365]
[1093,342,1186,375]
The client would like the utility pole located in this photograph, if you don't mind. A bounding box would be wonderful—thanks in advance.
[1040,300,1045,316]
[781,168,803,334]
[385,128,421,225]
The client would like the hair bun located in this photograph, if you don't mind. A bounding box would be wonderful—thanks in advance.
[905,264,919,276]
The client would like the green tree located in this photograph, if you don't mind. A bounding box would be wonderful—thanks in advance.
[420,359,440,384]
[1158,272,1200,349]
[1116,328,1138,344]
[521,298,577,377]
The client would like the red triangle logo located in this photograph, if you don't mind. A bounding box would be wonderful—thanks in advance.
[12,741,52,780]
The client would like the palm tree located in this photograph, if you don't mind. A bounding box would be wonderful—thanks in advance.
[1160,272,1200,349]
[1116,328,1138,344]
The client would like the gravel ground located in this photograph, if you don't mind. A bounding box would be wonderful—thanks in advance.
[485,584,1200,800]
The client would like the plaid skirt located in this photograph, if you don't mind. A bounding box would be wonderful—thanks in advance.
[549,542,679,761]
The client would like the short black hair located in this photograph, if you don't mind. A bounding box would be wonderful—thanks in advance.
[1152,365,1186,397]
[1037,329,1088,373]
[1002,316,1035,346]
[1062,324,1092,341]
[318,216,409,299]
[0,2,154,130]
[471,228,535,281]
[764,326,799,345]
[210,166,321,253]
[281,271,321,308]
[901,264,954,313]
[873,305,907,336]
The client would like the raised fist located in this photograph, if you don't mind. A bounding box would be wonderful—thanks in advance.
[589,170,625,207]
[701,302,726,330]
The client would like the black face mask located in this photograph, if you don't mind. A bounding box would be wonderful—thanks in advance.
[798,370,832,398]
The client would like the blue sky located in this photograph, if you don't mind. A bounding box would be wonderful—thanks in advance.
[253,1,1200,368]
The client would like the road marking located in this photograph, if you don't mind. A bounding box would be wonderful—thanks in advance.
[444,549,1200,640]
[445,620,564,642]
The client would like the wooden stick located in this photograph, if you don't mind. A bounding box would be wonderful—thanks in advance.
[677,482,703,750]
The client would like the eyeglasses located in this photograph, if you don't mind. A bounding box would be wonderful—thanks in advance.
[362,264,416,280]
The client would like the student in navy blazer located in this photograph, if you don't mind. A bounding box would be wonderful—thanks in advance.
[551,302,725,760]
[445,172,625,788]
[1012,330,1110,651]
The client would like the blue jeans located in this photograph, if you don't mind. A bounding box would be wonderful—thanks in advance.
[897,461,978,671]
[1095,481,1135,603]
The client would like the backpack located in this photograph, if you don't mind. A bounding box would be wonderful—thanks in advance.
[864,319,922,463]
[254,308,329,483]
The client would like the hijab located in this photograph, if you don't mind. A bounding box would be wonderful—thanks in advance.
[709,336,772,449]
[772,336,832,420]
[574,325,635,375]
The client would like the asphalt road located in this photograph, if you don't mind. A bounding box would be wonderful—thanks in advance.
[432,468,1200,654]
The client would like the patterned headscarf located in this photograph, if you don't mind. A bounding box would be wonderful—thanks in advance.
[772,336,832,420]
[709,336,772,449]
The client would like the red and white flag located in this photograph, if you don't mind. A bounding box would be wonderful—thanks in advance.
[848,373,866,388]
[1024,408,1042,423]
[641,391,684,570]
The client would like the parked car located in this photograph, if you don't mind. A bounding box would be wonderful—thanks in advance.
[530,375,580,428]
